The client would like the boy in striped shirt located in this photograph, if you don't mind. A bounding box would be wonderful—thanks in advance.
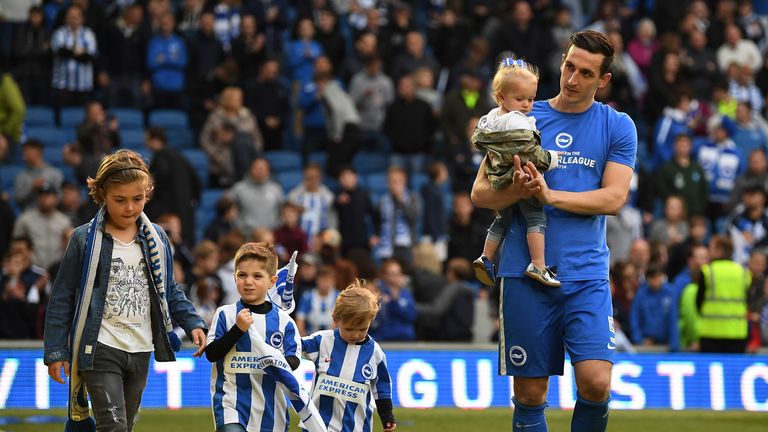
[302,280,397,432]
[206,242,323,432]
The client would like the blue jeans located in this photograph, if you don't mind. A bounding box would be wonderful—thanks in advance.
[487,199,546,244]
[82,343,151,432]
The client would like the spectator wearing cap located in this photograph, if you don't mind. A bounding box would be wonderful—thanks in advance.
[630,263,680,351]
[724,183,768,264]
[12,182,72,270]
[144,127,201,246]
[14,139,64,210]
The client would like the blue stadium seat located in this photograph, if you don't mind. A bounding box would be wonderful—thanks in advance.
[307,151,327,170]
[196,207,215,242]
[112,108,144,129]
[200,188,225,212]
[120,130,146,150]
[149,109,189,130]
[265,150,302,172]
[166,129,195,149]
[353,152,389,174]
[60,107,85,128]
[364,172,389,202]
[275,170,303,192]
[26,126,74,147]
[25,106,55,127]
[179,148,209,188]
[43,147,65,166]
[0,164,25,194]
[410,173,429,193]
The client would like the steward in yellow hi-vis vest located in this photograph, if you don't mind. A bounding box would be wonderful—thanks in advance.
[696,235,750,353]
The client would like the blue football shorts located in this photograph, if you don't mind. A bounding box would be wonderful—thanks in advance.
[498,277,616,377]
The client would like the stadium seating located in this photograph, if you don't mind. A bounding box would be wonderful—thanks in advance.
[111,108,144,129]
[42,147,65,166]
[0,164,24,194]
[166,129,195,149]
[119,129,146,150]
[265,150,302,172]
[149,109,189,130]
[60,107,85,128]
[353,152,389,174]
[195,188,226,242]
[364,172,389,203]
[24,106,55,127]
[275,170,303,191]
[307,151,327,170]
[179,148,209,188]
[26,126,74,148]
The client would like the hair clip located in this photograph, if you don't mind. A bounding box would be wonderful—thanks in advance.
[502,58,527,68]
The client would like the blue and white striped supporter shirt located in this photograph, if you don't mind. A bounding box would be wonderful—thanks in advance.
[302,330,392,432]
[288,185,336,243]
[296,289,339,334]
[51,26,97,92]
[208,301,301,431]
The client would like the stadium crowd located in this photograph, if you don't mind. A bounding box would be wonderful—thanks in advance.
[1,0,768,353]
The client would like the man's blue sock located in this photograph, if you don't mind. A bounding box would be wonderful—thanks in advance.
[571,393,610,432]
[512,397,548,432]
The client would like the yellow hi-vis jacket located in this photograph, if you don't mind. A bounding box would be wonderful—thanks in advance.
[699,260,750,339]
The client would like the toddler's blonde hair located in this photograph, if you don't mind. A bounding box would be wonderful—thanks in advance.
[332,279,380,325]
[491,57,539,106]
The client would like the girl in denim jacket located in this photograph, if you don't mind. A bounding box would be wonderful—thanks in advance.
[44,150,207,432]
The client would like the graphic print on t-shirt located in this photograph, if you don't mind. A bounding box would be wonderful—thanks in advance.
[104,257,150,325]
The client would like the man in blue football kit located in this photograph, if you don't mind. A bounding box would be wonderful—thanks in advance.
[472,30,637,432]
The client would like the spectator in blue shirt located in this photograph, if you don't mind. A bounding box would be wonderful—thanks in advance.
[146,12,187,109]
[284,17,323,85]
[698,120,742,226]
[630,264,680,351]
[369,259,417,341]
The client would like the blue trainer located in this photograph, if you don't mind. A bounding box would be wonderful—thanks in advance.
[473,255,496,286]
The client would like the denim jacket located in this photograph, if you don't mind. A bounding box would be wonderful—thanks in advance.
[43,219,207,369]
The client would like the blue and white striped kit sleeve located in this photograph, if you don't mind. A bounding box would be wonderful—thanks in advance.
[301,330,392,432]
[208,302,325,432]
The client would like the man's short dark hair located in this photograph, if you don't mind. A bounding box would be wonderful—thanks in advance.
[146,127,167,145]
[567,30,614,75]
[23,139,43,150]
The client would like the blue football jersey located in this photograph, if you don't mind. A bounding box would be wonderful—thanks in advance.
[498,100,637,283]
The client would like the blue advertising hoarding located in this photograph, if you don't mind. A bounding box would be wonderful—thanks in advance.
[2,349,767,411]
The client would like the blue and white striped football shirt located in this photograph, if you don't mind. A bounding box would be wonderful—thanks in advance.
[51,26,97,92]
[208,301,301,432]
[296,289,339,334]
[302,330,392,432]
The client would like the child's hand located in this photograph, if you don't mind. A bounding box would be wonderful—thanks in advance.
[236,308,253,331]
[383,422,397,432]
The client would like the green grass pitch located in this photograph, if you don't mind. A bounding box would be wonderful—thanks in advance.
[2,408,768,431]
